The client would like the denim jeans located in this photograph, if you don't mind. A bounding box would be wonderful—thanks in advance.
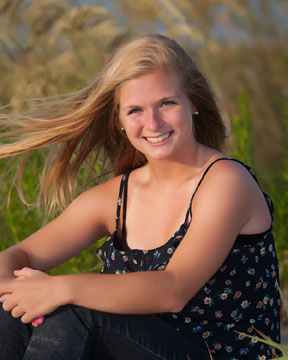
[0,304,211,360]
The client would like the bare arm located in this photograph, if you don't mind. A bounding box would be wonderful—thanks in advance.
[0,161,270,322]
[0,176,121,277]
[56,161,269,314]
[0,247,30,280]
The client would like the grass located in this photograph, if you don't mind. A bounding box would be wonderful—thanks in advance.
[0,0,287,310]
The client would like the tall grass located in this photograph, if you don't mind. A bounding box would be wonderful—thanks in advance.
[0,1,287,296]
[230,92,253,167]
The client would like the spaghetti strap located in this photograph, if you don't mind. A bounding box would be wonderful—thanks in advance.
[185,157,274,224]
[96,157,280,360]
[115,157,273,241]
[115,172,131,231]
[121,171,129,242]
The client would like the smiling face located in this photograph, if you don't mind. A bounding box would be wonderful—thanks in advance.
[118,70,197,162]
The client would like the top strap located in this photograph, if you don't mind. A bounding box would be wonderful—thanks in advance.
[190,157,257,203]
[115,172,131,231]
[185,157,273,225]
[115,157,274,235]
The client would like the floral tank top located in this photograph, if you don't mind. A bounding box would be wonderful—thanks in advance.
[96,157,281,360]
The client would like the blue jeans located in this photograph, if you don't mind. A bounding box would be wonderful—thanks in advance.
[0,304,211,359]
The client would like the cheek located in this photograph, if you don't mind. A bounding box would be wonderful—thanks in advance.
[123,119,143,136]
[170,109,192,128]
[124,128,144,152]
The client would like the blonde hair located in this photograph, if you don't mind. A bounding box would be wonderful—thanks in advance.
[0,34,226,218]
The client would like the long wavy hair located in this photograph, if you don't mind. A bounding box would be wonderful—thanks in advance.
[0,34,226,218]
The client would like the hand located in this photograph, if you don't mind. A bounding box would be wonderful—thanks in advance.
[0,269,46,327]
[14,268,46,327]
[0,272,27,305]
[0,267,60,324]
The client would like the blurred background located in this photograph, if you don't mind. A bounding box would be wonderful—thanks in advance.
[0,0,287,329]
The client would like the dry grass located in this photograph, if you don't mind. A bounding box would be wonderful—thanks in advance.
[0,0,287,309]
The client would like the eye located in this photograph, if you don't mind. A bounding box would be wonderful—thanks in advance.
[128,108,142,115]
[161,100,175,107]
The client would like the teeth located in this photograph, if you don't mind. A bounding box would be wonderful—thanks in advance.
[146,132,171,143]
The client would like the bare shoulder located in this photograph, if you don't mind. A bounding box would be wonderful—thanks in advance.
[196,158,259,197]
[77,174,123,200]
[66,174,123,234]
[192,158,268,230]
[11,175,125,270]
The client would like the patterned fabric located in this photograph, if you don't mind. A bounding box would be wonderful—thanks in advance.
[96,157,281,359]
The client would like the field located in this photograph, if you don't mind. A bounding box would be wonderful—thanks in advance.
[0,0,287,325]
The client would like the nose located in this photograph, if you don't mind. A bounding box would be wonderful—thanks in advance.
[144,108,163,131]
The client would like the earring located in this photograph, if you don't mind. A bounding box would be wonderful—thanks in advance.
[194,111,198,115]
[121,127,125,131]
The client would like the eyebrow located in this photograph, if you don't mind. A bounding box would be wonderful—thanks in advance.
[122,96,181,111]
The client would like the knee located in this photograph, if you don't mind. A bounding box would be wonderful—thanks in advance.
[32,305,93,336]
[0,304,19,326]
[0,304,32,346]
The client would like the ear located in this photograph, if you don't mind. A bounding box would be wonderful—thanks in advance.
[189,101,197,114]
[115,103,125,133]
[191,105,198,116]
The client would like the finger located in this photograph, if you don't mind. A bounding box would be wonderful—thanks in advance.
[14,270,27,281]
[11,306,25,318]
[2,297,17,312]
[0,294,11,303]
[0,282,12,296]
[37,316,45,324]
[32,316,45,327]
[32,320,39,327]
[14,267,35,277]
[21,313,33,324]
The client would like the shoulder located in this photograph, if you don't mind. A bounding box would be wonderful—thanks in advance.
[199,158,257,192]
[192,158,260,218]
[72,174,123,204]
[87,174,124,197]
[65,174,124,234]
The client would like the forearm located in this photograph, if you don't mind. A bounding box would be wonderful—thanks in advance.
[60,270,181,314]
[0,246,31,280]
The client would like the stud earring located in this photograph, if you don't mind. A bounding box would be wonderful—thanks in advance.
[121,127,125,131]
[194,111,199,115]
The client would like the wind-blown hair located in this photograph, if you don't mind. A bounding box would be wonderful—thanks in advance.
[0,34,226,218]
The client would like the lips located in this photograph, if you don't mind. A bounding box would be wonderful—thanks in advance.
[144,131,173,144]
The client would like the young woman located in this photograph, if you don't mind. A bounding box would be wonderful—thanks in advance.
[0,34,281,359]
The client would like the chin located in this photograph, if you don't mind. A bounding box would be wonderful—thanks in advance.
[146,152,174,161]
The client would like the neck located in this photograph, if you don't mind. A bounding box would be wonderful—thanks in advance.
[144,143,211,186]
